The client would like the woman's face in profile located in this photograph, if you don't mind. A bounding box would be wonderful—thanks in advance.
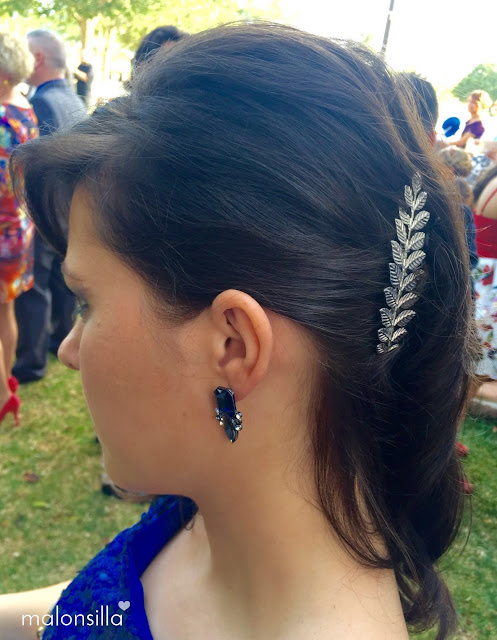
[467,98,479,116]
[58,186,217,495]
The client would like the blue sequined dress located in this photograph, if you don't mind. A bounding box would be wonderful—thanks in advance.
[41,496,198,639]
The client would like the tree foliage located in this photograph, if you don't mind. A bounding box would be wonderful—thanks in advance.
[115,0,281,50]
[0,0,282,50]
[452,64,497,102]
[1,0,152,22]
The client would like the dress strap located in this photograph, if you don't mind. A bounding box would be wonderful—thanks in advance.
[480,186,497,216]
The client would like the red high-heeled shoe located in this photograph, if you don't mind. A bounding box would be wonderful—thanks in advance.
[8,375,19,393]
[0,393,21,426]
[456,441,469,457]
[462,478,474,495]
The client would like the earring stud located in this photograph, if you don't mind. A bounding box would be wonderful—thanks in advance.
[214,387,243,443]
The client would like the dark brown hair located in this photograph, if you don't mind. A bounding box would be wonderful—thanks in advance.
[401,72,439,134]
[134,25,187,67]
[11,23,475,639]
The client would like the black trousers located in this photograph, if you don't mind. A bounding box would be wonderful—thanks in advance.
[13,233,75,382]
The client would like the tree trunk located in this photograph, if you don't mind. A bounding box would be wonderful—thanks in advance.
[101,26,114,77]
[79,17,98,54]
[79,17,87,51]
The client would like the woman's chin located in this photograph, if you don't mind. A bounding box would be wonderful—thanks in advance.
[101,457,144,494]
[103,469,156,502]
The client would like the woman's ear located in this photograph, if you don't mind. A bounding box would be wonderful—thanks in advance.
[210,289,273,401]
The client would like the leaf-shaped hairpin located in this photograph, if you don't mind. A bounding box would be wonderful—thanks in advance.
[377,173,430,354]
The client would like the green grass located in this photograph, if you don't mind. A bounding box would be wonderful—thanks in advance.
[0,355,147,591]
[414,415,497,639]
[0,356,496,638]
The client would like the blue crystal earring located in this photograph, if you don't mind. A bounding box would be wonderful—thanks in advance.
[214,387,243,443]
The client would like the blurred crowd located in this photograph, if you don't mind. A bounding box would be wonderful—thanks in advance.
[0,27,187,500]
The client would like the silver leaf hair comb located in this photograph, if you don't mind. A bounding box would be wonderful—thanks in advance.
[377,173,430,354]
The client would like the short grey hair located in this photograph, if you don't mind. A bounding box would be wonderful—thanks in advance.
[28,29,66,71]
[0,32,32,85]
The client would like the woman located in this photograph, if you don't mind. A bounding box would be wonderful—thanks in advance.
[449,90,491,149]
[5,24,474,639]
[469,166,497,409]
[0,32,37,425]
[473,166,497,261]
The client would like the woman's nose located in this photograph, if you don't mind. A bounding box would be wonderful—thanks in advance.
[58,322,81,371]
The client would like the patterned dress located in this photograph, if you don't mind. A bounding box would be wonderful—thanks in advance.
[473,184,497,379]
[474,262,497,378]
[0,103,37,302]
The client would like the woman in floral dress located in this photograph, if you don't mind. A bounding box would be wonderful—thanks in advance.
[0,32,38,424]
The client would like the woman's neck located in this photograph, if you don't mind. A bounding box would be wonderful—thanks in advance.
[190,490,406,638]
[0,86,30,109]
[145,432,408,639]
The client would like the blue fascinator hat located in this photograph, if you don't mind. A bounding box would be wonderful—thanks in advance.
[442,117,460,137]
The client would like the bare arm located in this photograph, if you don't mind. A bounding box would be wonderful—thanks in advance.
[437,132,473,149]
[451,131,473,148]
[0,581,70,640]
[73,68,88,82]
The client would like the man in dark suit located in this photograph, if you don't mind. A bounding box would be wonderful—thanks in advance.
[13,30,86,383]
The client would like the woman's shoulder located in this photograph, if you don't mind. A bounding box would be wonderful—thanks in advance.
[475,175,497,220]
[465,119,485,137]
[41,495,197,639]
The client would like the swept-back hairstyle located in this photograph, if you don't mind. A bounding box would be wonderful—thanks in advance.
[11,23,475,639]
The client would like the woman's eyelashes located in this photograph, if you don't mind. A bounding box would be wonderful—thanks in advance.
[72,297,89,322]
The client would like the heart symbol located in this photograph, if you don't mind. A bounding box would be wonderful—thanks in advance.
[118,600,130,611]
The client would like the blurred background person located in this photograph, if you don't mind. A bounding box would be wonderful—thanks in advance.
[0,32,37,423]
[473,166,497,276]
[73,49,93,107]
[447,90,492,149]
[132,25,187,72]
[468,140,497,187]
[469,166,497,415]
[26,30,85,135]
[12,30,86,384]
[438,147,473,178]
